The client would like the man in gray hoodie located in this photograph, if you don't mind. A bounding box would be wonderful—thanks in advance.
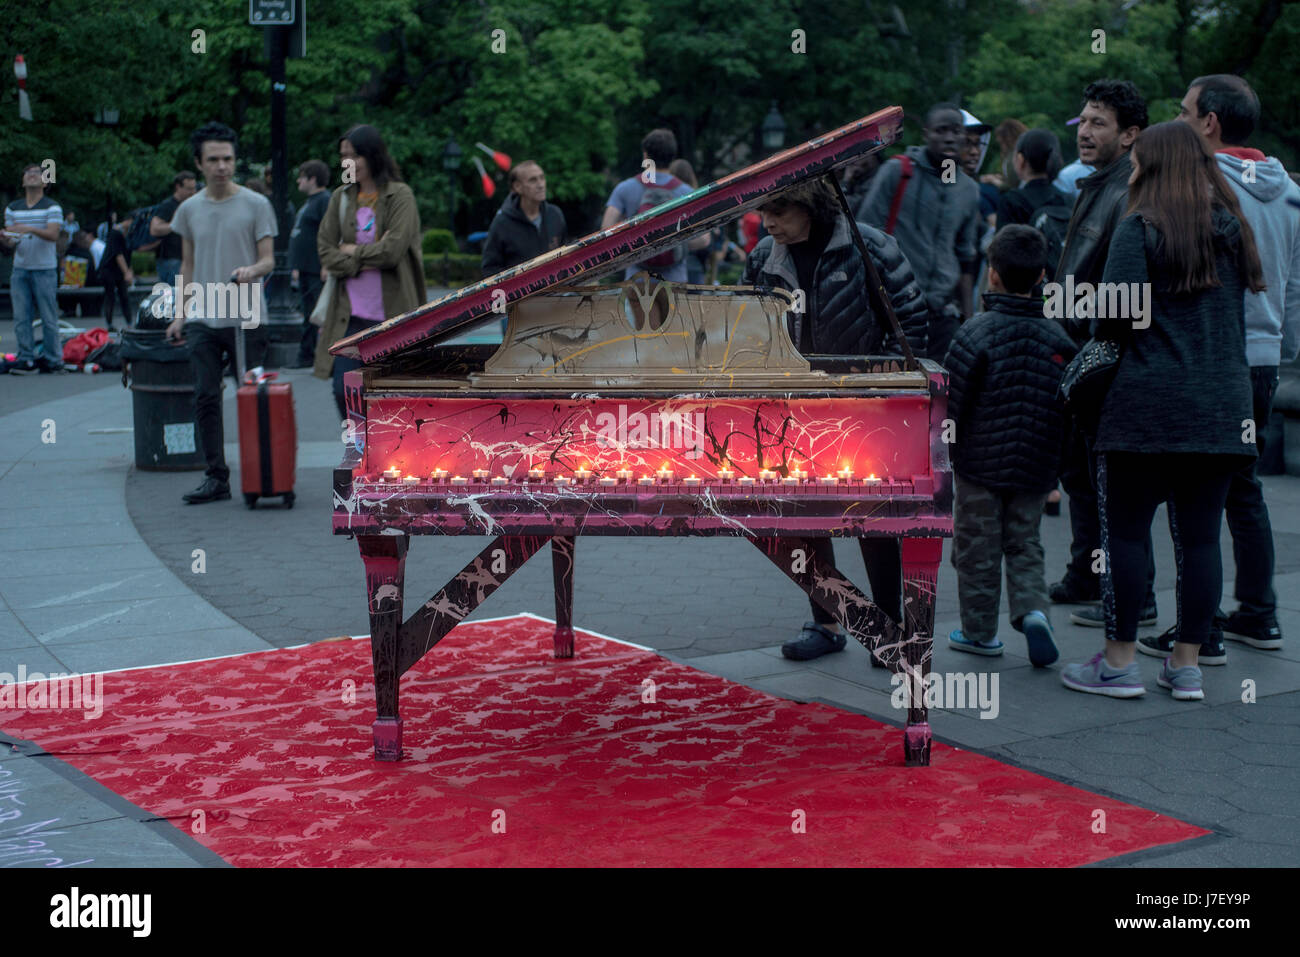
[858,103,981,361]
[1157,73,1298,654]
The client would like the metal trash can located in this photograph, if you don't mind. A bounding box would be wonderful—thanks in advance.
[121,327,204,470]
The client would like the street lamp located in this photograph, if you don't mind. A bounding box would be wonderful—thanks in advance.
[442,138,462,235]
[761,102,786,154]
[93,107,121,232]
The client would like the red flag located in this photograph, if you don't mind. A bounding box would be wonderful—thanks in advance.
[476,142,511,172]
[473,157,495,198]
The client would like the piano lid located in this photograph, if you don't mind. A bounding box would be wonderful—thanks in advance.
[331,106,903,365]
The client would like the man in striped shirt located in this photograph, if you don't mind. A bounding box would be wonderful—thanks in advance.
[2,164,65,373]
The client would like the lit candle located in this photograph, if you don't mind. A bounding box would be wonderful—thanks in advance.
[759,469,777,482]
[574,467,592,483]
[656,466,674,482]
[782,475,799,485]
[638,476,655,486]
[718,468,735,481]
[450,476,469,485]
[402,475,421,486]
[819,475,838,485]
[598,476,618,486]
[838,466,853,481]
[738,476,756,487]
[683,475,701,486]
[491,476,509,485]
[791,468,808,482]
[432,468,449,482]
[382,467,401,481]
[472,469,489,482]
[616,468,633,482]
[554,476,571,486]
[528,468,545,481]
[865,473,881,484]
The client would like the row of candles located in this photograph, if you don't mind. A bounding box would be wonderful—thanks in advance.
[376,465,882,486]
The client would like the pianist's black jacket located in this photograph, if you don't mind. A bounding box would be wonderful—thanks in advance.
[743,215,929,357]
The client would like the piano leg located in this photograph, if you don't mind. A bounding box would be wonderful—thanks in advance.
[551,536,576,659]
[900,537,943,767]
[358,534,409,762]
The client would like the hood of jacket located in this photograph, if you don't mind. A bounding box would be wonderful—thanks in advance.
[496,191,552,225]
[1216,152,1291,203]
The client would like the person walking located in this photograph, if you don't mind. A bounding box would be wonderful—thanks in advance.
[164,121,278,505]
[1061,121,1265,701]
[289,159,331,367]
[3,163,65,374]
[480,160,568,277]
[313,124,427,422]
[99,212,134,330]
[742,179,929,662]
[602,128,694,281]
[150,171,198,287]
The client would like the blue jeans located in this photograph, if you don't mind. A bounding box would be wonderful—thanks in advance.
[157,258,181,288]
[11,267,61,364]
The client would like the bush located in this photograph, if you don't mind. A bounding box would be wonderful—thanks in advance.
[423,252,482,286]
[422,229,457,255]
[131,251,157,277]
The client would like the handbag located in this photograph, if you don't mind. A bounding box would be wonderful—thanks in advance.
[309,191,350,327]
[1058,335,1121,434]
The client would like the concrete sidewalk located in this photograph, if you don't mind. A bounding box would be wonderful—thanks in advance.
[2,372,1298,867]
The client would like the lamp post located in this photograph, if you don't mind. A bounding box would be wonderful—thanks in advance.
[761,102,786,155]
[93,107,121,232]
[442,138,462,236]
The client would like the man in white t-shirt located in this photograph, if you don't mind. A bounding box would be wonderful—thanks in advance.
[165,121,277,504]
[3,164,65,373]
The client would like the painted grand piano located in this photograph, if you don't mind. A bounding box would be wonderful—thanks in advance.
[330,106,952,766]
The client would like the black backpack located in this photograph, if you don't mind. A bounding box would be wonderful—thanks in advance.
[1029,189,1072,282]
[127,206,161,253]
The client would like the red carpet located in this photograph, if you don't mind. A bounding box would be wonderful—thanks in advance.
[2,615,1207,866]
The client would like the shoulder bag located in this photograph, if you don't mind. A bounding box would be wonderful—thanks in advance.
[309,190,350,327]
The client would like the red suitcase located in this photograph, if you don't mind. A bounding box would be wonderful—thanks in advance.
[237,379,297,508]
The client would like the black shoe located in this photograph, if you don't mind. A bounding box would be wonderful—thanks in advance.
[37,358,69,374]
[1071,603,1158,628]
[1136,623,1227,665]
[781,621,847,661]
[1049,579,1100,605]
[183,478,232,504]
[9,359,39,376]
[1221,612,1283,650]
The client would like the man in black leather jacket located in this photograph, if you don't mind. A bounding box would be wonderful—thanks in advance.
[1051,79,1158,624]
[742,178,929,661]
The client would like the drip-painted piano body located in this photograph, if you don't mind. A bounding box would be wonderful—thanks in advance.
[331,106,952,765]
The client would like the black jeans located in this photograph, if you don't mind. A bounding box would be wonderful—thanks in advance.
[332,316,380,422]
[189,323,269,483]
[1225,366,1280,620]
[102,275,131,326]
[808,537,902,626]
[297,277,323,365]
[1060,417,1155,603]
[1098,452,1236,645]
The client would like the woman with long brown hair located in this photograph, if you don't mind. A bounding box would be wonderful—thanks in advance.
[1061,120,1265,702]
[314,124,426,420]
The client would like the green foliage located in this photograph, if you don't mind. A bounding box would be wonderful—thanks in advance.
[423,252,482,284]
[130,251,157,276]
[422,229,457,254]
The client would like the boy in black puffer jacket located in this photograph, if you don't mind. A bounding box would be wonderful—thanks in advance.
[943,225,1078,666]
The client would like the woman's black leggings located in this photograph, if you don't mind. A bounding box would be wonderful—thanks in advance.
[1097,452,1238,644]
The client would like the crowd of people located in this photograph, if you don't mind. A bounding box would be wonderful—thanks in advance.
[3,73,1296,703]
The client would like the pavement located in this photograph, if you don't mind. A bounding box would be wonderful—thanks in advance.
[2,314,1298,867]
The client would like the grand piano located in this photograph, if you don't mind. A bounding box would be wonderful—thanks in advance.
[330,106,952,766]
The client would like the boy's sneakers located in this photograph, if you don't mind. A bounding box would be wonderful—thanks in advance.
[1060,652,1145,698]
[1021,610,1059,667]
[1070,602,1158,628]
[1156,658,1204,701]
[1137,623,1226,665]
[948,629,1004,657]
[781,621,847,661]
[1221,612,1283,650]
[1049,579,1100,605]
[9,359,39,375]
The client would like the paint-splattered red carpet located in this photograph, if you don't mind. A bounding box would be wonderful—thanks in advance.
[2,615,1207,866]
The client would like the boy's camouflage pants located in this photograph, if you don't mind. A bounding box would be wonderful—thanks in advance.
[951,474,1051,643]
